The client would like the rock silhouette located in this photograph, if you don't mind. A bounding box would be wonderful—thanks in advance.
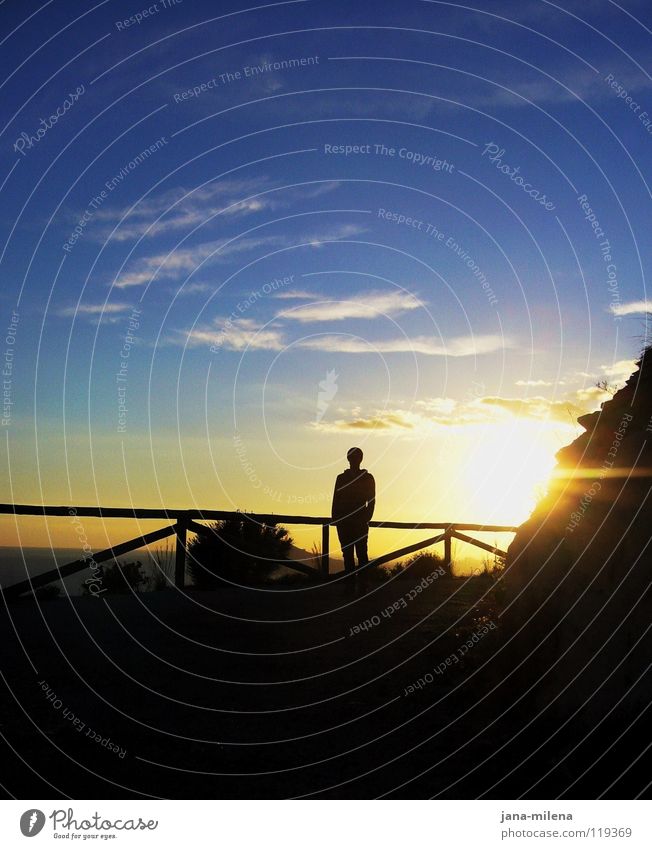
[503,349,652,726]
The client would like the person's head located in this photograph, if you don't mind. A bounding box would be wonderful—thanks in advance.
[347,447,363,469]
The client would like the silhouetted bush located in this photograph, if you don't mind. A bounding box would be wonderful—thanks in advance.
[81,560,146,595]
[187,514,293,588]
[147,541,175,590]
[385,550,448,579]
[481,550,506,577]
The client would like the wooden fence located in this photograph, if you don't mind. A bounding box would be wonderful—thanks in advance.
[0,504,518,600]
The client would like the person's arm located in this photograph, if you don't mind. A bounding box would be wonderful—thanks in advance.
[331,475,341,522]
[365,474,376,522]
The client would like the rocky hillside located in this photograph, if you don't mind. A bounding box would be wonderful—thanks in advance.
[502,349,652,718]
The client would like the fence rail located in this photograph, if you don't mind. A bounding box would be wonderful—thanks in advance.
[0,504,518,600]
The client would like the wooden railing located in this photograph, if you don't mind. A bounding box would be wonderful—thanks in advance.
[0,504,518,600]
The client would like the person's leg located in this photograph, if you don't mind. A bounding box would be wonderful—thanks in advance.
[337,524,356,589]
[341,540,355,572]
[356,529,369,566]
[354,525,369,592]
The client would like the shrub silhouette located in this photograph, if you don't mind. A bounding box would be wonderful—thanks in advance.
[81,560,146,594]
[386,550,448,579]
[187,514,293,588]
[148,540,175,590]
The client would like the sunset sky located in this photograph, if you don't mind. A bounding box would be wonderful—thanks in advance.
[1,0,651,555]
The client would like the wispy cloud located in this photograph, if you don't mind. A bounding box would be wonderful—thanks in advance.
[96,179,272,242]
[479,71,601,108]
[610,300,652,317]
[481,395,583,423]
[311,409,421,434]
[312,383,605,435]
[58,302,131,317]
[96,179,340,243]
[114,241,224,289]
[178,315,508,358]
[113,223,365,288]
[439,61,652,112]
[273,288,320,300]
[415,397,458,417]
[278,290,422,322]
[600,359,637,382]
[242,52,307,95]
[513,362,635,395]
[572,385,612,405]
[182,318,285,352]
[298,334,508,356]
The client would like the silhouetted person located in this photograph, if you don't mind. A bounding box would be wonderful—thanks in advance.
[332,447,375,593]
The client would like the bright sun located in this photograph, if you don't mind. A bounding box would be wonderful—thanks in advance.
[456,419,565,525]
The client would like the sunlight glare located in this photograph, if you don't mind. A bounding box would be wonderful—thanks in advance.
[455,418,564,525]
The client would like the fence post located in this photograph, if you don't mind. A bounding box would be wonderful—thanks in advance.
[444,525,453,575]
[321,522,330,576]
[175,515,188,588]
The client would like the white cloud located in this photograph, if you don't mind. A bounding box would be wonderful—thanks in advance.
[114,242,221,288]
[183,318,285,352]
[439,57,652,112]
[96,179,341,242]
[481,395,584,423]
[58,302,131,317]
[273,289,319,300]
[278,290,422,322]
[515,379,554,387]
[113,223,365,288]
[610,300,652,316]
[600,359,637,382]
[95,179,273,242]
[298,334,508,357]
[312,392,579,435]
[573,385,612,405]
[415,397,457,415]
[313,411,417,433]
[177,320,508,358]
[316,380,611,436]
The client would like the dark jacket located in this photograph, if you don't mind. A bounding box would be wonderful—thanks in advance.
[331,469,375,525]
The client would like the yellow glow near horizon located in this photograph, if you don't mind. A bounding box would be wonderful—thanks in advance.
[0,415,574,554]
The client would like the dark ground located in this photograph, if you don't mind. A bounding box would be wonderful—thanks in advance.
[0,574,649,799]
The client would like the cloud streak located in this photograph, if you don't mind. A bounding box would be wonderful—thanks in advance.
[58,302,132,317]
[180,317,508,358]
[182,318,285,352]
[480,395,583,423]
[113,223,365,288]
[95,179,341,243]
[277,290,422,322]
[610,300,652,316]
[313,384,605,435]
[298,334,508,356]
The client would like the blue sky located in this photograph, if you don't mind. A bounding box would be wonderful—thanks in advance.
[2,0,652,547]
